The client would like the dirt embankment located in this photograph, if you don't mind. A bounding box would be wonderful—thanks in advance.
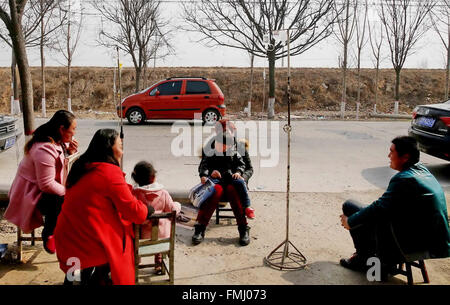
[0,66,448,115]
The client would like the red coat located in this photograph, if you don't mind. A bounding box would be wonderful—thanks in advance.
[54,162,148,285]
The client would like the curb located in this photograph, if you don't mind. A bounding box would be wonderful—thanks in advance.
[369,113,411,119]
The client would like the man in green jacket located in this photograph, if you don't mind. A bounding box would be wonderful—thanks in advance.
[340,136,450,272]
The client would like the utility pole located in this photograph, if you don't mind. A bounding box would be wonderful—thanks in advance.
[40,0,46,117]
[67,0,72,113]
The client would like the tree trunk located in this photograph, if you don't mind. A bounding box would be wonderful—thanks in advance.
[248,53,254,115]
[68,60,72,112]
[267,49,275,119]
[357,51,361,104]
[10,0,35,135]
[445,27,449,100]
[135,66,142,93]
[375,58,379,106]
[395,68,401,102]
[11,50,20,114]
[143,63,148,89]
[340,0,350,119]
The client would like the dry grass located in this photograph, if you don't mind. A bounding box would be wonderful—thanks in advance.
[0,66,448,114]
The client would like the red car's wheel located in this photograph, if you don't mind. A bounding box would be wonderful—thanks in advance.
[127,108,145,125]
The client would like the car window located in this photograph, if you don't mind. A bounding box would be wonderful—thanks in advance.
[152,81,182,96]
[186,81,211,94]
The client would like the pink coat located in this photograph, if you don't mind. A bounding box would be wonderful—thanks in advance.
[5,142,66,233]
[132,182,181,239]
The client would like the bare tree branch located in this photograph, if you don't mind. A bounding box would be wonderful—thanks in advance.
[92,0,173,92]
[379,0,436,101]
[182,0,339,118]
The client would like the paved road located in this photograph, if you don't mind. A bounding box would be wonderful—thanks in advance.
[1,118,449,194]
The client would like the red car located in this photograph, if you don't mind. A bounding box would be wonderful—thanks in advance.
[117,77,226,125]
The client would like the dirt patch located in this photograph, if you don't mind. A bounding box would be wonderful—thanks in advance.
[1,191,449,285]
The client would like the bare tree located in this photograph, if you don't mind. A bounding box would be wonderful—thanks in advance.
[0,0,35,135]
[0,0,64,116]
[368,16,385,110]
[55,0,83,112]
[354,0,369,116]
[183,0,339,119]
[379,0,436,104]
[430,0,450,100]
[142,26,174,89]
[92,0,172,93]
[38,0,66,117]
[333,0,357,119]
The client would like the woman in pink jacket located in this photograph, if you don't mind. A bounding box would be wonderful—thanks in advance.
[5,110,78,254]
[131,161,181,274]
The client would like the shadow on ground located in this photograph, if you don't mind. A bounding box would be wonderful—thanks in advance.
[362,163,450,190]
[280,261,407,285]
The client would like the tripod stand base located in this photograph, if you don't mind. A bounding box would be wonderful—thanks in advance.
[264,239,307,270]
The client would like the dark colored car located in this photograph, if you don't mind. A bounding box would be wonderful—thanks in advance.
[117,77,226,125]
[0,115,20,153]
[408,100,450,161]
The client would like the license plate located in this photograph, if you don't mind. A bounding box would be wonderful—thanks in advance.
[4,136,15,149]
[416,117,435,128]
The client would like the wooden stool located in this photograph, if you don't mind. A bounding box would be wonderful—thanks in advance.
[391,259,430,285]
[16,227,42,262]
[215,202,235,224]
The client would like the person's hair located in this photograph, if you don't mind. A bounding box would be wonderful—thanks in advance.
[66,129,120,188]
[25,110,75,154]
[215,119,236,135]
[132,161,157,187]
[392,136,420,169]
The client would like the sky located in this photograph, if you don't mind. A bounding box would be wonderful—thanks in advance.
[0,1,448,70]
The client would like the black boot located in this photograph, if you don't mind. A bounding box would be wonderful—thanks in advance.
[192,224,206,245]
[238,225,250,246]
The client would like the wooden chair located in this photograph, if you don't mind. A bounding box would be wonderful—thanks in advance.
[215,201,235,224]
[16,229,42,262]
[387,223,430,285]
[14,152,80,262]
[134,211,176,285]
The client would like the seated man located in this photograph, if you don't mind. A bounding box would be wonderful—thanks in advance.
[192,132,250,246]
[201,119,255,218]
[340,136,450,274]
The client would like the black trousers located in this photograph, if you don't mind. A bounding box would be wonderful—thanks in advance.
[63,264,112,286]
[342,200,402,264]
[36,193,64,241]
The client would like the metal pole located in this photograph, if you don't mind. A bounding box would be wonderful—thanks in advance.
[264,29,306,270]
[117,46,124,170]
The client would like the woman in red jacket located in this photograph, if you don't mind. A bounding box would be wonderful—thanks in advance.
[54,129,154,285]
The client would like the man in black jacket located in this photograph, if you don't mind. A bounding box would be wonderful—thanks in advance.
[193,132,251,246]
[200,119,255,219]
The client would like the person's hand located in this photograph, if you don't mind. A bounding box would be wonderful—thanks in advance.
[232,172,242,180]
[67,138,78,155]
[211,170,221,179]
[201,176,208,184]
[340,214,350,230]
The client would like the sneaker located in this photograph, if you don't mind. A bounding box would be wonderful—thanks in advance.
[44,235,56,254]
[339,253,368,272]
[245,207,255,219]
